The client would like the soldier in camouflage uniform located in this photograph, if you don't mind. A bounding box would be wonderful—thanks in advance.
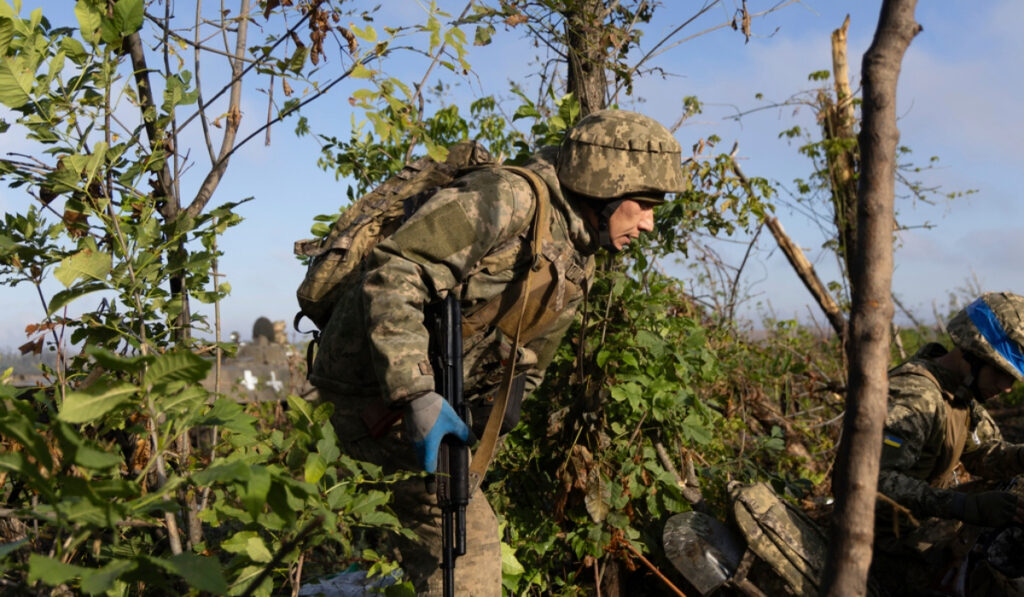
[311,110,687,596]
[872,292,1024,595]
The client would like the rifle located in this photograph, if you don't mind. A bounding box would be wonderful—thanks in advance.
[428,293,469,597]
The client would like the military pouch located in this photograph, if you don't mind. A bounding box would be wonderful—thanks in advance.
[469,373,527,438]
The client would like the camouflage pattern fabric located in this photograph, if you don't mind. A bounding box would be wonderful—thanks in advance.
[311,146,597,408]
[311,110,685,594]
[873,344,1024,595]
[328,391,501,596]
[310,146,597,595]
[876,344,1024,540]
[947,291,1024,382]
[557,109,687,199]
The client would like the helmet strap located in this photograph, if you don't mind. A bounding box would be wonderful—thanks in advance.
[597,199,625,252]
[962,351,987,401]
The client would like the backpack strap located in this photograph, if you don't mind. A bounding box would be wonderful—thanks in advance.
[468,165,550,494]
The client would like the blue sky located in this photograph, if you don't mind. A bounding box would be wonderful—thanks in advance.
[2,1,1022,349]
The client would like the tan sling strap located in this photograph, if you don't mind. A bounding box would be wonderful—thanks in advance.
[467,165,550,494]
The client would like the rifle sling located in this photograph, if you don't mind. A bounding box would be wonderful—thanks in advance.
[468,166,549,494]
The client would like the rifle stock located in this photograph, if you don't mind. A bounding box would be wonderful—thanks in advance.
[430,294,468,597]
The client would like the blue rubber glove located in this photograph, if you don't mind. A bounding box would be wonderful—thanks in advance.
[404,391,470,473]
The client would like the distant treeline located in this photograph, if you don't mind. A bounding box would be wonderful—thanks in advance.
[1,350,61,377]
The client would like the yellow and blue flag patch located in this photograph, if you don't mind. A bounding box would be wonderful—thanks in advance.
[883,434,903,448]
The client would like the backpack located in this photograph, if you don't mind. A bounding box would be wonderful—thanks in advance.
[293,140,498,332]
[293,140,552,481]
[730,481,829,595]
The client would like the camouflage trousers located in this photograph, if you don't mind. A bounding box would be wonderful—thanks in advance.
[325,390,502,597]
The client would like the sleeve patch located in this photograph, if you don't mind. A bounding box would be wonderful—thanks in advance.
[883,434,904,448]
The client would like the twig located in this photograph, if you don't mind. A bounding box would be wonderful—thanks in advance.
[877,491,919,529]
[809,411,845,430]
[403,1,476,164]
[240,515,324,597]
[617,538,687,597]
[892,323,907,361]
[291,552,305,597]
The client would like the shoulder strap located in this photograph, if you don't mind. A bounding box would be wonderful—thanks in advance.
[891,360,943,392]
[468,165,550,493]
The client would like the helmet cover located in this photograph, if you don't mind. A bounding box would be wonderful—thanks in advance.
[947,292,1024,381]
[556,109,687,200]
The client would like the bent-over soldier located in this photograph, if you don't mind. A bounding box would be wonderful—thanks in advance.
[311,110,688,595]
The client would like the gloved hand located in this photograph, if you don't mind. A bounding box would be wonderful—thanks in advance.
[953,491,1018,527]
[404,391,470,473]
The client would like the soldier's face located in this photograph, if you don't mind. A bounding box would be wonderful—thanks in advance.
[607,199,656,250]
[976,363,1016,400]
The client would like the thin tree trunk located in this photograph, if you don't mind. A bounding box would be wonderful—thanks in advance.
[825,15,860,286]
[823,2,920,595]
[765,217,847,342]
[563,0,609,116]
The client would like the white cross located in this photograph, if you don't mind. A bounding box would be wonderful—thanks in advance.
[266,371,284,393]
[241,370,258,391]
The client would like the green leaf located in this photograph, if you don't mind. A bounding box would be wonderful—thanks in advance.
[350,63,372,79]
[85,345,153,374]
[54,248,112,289]
[74,0,102,43]
[0,56,33,108]
[198,399,257,437]
[286,46,308,74]
[59,380,136,424]
[242,466,271,519]
[474,24,495,46]
[167,553,228,594]
[28,553,87,586]
[500,542,525,576]
[47,281,107,315]
[191,459,252,486]
[157,385,207,417]
[60,36,89,63]
[0,453,54,499]
[81,559,137,594]
[222,530,273,563]
[55,421,123,470]
[316,433,340,463]
[0,18,14,54]
[304,452,326,484]
[112,0,143,35]
[351,23,376,42]
[681,412,712,445]
[286,393,314,424]
[145,350,211,387]
[0,538,27,559]
[0,414,52,470]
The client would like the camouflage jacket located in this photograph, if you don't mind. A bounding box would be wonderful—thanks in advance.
[311,146,597,410]
[877,344,1020,531]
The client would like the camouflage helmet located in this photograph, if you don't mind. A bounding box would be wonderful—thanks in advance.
[556,109,687,201]
[947,292,1024,382]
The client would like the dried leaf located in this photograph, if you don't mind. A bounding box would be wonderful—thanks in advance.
[339,26,357,55]
[504,13,528,27]
[19,337,43,356]
[262,0,280,20]
[584,468,610,523]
